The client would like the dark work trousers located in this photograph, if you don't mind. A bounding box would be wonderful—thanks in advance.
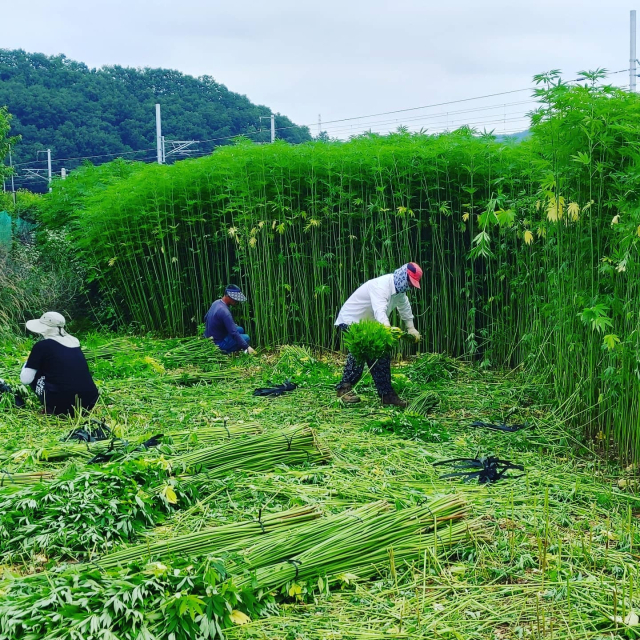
[336,324,394,397]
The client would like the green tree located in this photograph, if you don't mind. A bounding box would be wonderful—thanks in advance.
[0,106,20,182]
[0,49,311,179]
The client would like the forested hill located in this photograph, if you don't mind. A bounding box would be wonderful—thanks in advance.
[0,49,312,167]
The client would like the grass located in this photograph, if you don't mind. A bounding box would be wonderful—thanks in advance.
[1,336,639,639]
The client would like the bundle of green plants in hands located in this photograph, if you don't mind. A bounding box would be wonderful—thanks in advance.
[343,320,403,363]
[0,458,196,562]
[173,426,331,476]
[0,556,265,640]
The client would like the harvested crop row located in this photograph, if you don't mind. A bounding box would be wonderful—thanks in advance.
[0,428,330,561]
[0,496,473,639]
[0,420,262,466]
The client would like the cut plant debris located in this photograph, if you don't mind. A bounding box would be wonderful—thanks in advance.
[1,337,640,639]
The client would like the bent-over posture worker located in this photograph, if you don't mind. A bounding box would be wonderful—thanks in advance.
[21,312,99,416]
[204,285,256,355]
[335,262,422,407]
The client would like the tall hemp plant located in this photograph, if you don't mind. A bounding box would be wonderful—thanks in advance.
[40,73,640,459]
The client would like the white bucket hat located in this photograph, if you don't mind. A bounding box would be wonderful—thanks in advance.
[26,311,67,335]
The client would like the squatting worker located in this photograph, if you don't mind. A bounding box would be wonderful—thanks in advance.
[335,262,423,408]
[204,285,257,355]
[21,312,99,416]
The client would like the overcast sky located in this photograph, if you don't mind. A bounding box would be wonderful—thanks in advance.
[2,0,637,138]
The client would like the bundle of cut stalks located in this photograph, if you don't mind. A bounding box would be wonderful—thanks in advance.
[173,427,331,476]
[234,494,471,590]
[0,470,56,489]
[162,370,228,386]
[162,338,227,369]
[98,505,322,569]
[99,495,472,593]
[83,339,140,360]
[3,421,263,464]
[407,390,440,415]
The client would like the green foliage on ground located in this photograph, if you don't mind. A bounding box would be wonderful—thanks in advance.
[0,49,311,170]
[0,557,263,640]
[0,458,192,562]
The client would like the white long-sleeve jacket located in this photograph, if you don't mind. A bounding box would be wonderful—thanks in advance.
[335,274,414,327]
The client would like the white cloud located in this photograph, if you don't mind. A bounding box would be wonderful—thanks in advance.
[2,0,636,138]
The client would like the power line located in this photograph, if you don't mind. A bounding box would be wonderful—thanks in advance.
[261,67,636,134]
[318,107,535,138]
[305,99,537,135]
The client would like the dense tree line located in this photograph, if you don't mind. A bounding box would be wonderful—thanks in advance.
[0,107,19,182]
[0,49,311,172]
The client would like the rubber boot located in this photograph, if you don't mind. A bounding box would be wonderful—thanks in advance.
[381,392,408,409]
[337,384,361,404]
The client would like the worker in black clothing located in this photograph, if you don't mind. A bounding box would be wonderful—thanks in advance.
[19,312,99,416]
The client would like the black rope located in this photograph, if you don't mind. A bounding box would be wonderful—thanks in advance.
[223,418,231,439]
[345,513,364,524]
[286,558,302,580]
[433,456,524,484]
[417,498,435,518]
[284,435,293,451]
[253,380,298,397]
[255,508,267,534]
[0,469,13,487]
[469,420,529,433]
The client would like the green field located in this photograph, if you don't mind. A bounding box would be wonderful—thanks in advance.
[1,336,638,639]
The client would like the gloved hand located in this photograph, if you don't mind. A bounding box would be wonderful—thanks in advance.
[405,320,421,342]
[246,346,257,355]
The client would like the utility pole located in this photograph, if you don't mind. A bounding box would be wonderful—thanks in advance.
[9,149,15,203]
[270,114,275,143]
[37,149,52,192]
[46,149,52,192]
[61,168,67,180]
[632,10,637,93]
[155,104,163,164]
[318,114,321,137]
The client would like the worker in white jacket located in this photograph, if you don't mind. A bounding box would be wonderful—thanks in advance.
[335,262,422,407]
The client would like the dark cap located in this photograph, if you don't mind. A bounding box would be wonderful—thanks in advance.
[225,285,247,303]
